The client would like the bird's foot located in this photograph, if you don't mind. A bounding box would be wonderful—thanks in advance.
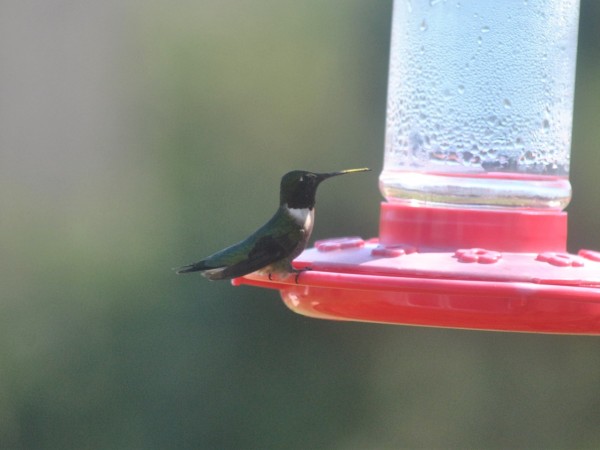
[292,267,312,284]
[267,267,311,284]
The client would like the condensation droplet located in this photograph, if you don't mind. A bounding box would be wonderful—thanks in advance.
[542,119,550,130]
[481,26,490,33]
[487,115,498,125]
[503,99,512,108]
[458,85,465,94]
[420,20,428,31]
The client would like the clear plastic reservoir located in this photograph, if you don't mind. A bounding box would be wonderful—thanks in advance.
[380,0,580,209]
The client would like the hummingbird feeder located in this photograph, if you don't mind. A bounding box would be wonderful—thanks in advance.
[233,0,600,334]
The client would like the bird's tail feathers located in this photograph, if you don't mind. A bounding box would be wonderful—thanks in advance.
[175,261,209,274]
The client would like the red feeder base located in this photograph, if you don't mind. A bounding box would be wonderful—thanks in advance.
[233,203,600,334]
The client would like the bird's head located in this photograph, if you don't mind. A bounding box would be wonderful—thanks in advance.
[279,168,370,209]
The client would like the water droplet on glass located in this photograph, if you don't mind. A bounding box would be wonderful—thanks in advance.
[503,99,512,108]
[481,26,490,33]
[542,119,550,131]
[457,85,465,94]
[420,20,428,31]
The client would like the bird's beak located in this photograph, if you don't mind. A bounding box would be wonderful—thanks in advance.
[317,167,371,182]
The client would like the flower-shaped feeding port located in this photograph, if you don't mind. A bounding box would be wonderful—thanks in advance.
[234,0,600,334]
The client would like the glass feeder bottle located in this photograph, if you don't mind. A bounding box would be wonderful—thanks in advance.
[379,0,580,210]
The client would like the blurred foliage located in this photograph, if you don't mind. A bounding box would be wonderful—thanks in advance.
[0,1,599,449]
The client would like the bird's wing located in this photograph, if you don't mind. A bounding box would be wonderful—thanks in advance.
[217,233,298,279]
[179,208,304,280]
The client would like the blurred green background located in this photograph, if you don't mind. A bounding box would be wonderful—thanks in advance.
[1,1,599,448]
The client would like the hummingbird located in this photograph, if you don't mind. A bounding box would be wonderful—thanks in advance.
[176,168,370,281]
